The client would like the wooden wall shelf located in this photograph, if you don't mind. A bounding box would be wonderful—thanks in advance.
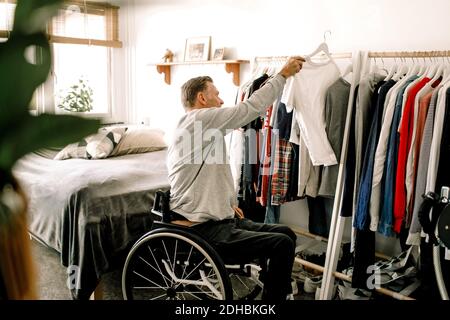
[150,60,250,86]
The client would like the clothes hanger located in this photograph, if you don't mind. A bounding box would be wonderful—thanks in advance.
[417,57,428,77]
[305,30,333,63]
[441,67,450,86]
[384,57,398,81]
[393,58,409,81]
[429,54,446,83]
[405,57,420,78]
[440,56,450,84]
[425,56,439,79]
[370,57,384,76]
[306,42,332,60]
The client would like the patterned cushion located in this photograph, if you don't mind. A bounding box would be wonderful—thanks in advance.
[86,127,127,159]
[54,127,127,160]
[54,140,89,160]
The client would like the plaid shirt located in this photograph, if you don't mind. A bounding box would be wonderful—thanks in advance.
[271,139,293,205]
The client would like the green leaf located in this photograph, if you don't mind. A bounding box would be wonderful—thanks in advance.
[0,114,100,172]
[0,33,51,129]
[13,0,62,36]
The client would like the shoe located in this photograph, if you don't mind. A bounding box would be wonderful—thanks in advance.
[337,285,371,300]
[303,275,322,293]
[291,269,310,282]
[373,247,412,272]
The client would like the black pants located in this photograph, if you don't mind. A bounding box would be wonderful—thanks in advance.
[192,218,296,301]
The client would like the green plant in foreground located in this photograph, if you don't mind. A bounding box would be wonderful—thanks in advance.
[0,0,100,300]
[0,0,101,299]
[0,0,100,198]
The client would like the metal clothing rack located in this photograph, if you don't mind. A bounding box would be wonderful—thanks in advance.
[253,51,354,298]
[254,52,353,63]
[368,50,450,58]
[320,49,450,300]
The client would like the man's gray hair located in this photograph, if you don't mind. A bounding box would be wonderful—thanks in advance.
[181,76,213,109]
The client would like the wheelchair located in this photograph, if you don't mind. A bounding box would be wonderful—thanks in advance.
[418,186,450,300]
[122,190,266,300]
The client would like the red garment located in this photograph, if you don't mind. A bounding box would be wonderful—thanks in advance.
[393,77,430,233]
[407,79,441,219]
[257,105,273,206]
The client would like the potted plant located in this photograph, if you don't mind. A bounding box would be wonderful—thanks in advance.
[0,0,100,299]
[57,78,94,113]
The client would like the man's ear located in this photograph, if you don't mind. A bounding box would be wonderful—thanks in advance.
[196,91,207,106]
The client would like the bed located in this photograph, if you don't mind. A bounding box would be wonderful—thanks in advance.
[12,146,169,300]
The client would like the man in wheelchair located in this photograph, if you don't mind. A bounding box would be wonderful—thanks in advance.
[165,57,304,301]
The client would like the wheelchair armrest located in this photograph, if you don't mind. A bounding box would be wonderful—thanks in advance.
[152,189,173,223]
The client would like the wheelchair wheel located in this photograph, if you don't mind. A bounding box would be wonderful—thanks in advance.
[122,228,232,300]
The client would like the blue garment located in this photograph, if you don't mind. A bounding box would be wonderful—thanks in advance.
[275,102,293,141]
[341,85,358,217]
[264,201,280,224]
[354,80,396,230]
[265,129,281,224]
[307,196,334,238]
[378,77,418,237]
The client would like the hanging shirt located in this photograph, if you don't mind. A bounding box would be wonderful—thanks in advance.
[354,80,395,231]
[405,79,441,223]
[341,85,359,217]
[426,83,450,196]
[393,77,431,234]
[257,105,274,207]
[289,120,321,198]
[352,73,386,216]
[318,77,351,197]
[369,76,418,232]
[434,88,450,195]
[271,102,294,205]
[407,88,440,245]
[378,79,417,237]
[281,59,340,166]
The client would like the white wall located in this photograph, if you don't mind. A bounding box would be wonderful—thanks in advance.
[118,0,450,255]
[127,0,450,128]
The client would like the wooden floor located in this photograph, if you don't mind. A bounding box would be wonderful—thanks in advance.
[31,239,314,300]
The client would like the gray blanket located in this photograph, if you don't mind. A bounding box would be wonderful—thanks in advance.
[13,150,169,299]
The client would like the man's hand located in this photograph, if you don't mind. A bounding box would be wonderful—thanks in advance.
[233,206,245,219]
[279,56,305,79]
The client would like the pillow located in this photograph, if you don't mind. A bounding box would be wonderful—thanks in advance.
[87,127,127,159]
[54,127,127,160]
[34,147,63,159]
[53,140,89,160]
[110,128,167,156]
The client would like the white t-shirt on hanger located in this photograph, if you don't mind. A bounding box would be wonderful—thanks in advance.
[281,58,340,166]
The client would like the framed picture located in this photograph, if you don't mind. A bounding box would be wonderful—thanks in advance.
[212,47,225,61]
[184,36,211,62]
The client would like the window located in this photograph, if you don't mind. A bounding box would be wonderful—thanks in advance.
[51,1,121,116]
[53,43,110,114]
[0,1,13,39]
[0,1,121,116]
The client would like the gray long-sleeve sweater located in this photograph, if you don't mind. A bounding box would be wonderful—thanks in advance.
[167,74,286,222]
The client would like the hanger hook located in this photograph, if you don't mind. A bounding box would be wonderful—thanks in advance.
[323,30,332,43]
